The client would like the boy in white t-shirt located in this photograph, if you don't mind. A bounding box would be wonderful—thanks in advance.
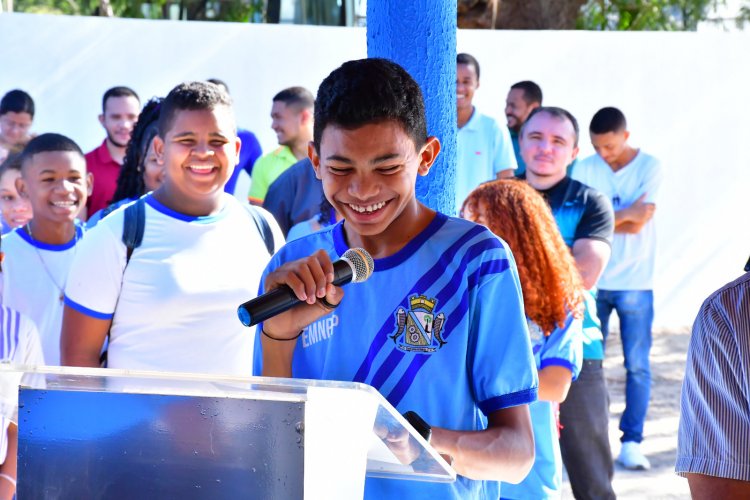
[572,106,663,471]
[0,233,46,499]
[1,134,91,366]
[61,82,282,376]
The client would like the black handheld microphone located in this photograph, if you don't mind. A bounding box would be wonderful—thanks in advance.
[237,248,374,327]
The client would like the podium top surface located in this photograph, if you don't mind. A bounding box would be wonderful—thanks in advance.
[3,364,456,484]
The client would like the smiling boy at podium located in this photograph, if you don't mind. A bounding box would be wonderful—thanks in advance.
[254,58,538,499]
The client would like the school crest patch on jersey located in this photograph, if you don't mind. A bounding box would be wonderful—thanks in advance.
[390,295,447,353]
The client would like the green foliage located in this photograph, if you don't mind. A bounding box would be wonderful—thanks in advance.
[577,0,724,30]
[11,0,265,22]
[737,4,750,28]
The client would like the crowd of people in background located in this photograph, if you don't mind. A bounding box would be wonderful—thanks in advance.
[1,51,741,500]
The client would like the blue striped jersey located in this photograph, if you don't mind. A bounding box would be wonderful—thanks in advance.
[0,305,22,465]
[254,213,538,499]
[0,306,22,361]
[0,305,45,465]
[502,313,583,499]
[676,271,750,481]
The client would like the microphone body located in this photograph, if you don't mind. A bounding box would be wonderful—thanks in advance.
[238,248,374,327]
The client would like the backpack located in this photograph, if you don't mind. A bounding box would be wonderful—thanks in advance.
[100,198,275,365]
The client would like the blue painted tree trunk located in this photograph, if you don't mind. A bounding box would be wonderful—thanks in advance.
[366,0,457,215]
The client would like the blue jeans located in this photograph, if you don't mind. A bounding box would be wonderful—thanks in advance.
[596,289,653,444]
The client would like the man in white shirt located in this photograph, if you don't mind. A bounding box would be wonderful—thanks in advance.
[572,106,663,471]
[455,53,517,213]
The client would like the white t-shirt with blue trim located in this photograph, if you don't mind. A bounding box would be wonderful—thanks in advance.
[254,213,538,500]
[1,223,85,366]
[64,193,283,376]
[572,151,663,290]
[455,109,518,213]
[501,313,583,500]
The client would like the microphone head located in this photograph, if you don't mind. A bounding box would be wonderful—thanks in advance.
[341,248,375,283]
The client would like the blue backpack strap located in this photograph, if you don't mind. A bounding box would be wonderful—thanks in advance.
[122,198,146,264]
[246,204,275,256]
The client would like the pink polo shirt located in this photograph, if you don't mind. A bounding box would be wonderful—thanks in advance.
[85,139,121,216]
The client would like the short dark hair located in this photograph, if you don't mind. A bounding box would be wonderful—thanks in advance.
[0,90,35,118]
[510,81,543,105]
[207,78,229,94]
[0,152,23,177]
[20,133,84,171]
[102,86,140,114]
[112,97,163,204]
[313,58,427,152]
[457,53,480,80]
[158,81,234,137]
[522,106,580,147]
[273,86,314,111]
[589,107,627,134]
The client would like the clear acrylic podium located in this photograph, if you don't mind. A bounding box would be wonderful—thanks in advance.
[2,365,454,499]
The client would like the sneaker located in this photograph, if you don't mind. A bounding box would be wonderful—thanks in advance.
[617,441,651,470]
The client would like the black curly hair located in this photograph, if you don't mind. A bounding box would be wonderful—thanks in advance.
[110,97,163,204]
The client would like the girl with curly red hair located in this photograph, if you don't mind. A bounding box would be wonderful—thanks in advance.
[463,179,584,500]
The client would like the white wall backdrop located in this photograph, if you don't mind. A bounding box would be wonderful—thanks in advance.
[2,13,748,330]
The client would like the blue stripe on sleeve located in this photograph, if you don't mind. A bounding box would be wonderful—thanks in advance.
[539,358,577,380]
[0,307,8,359]
[1,307,8,359]
[467,258,510,289]
[12,310,20,360]
[63,296,115,320]
[2,308,22,360]
[479,387,538,415]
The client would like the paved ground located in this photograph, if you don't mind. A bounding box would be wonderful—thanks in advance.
[561,328,692,499]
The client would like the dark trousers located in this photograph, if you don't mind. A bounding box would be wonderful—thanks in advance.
[559,359,616,500]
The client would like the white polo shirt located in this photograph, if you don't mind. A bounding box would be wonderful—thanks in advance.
[455,108,517,213]
[572,151,663,290]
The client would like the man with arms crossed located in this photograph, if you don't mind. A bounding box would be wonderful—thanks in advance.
[573,106,663,470]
